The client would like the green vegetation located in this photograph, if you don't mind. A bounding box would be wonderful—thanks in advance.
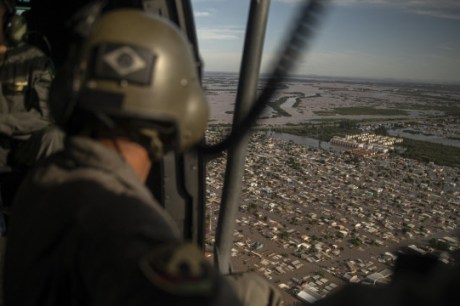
[289,92,307,108]
[264,121,361,142]
[374,125,388,136]
[287,156,303,171]
[314,107,408,116]
[349,237,363,246]
[268,96,292,117]
[400,138,460,168]
[313,111,336,116]
[265,93,307,117]
[279,231,291,239]
[258,120,460,168]
[293,97,304,108]
[391,102,460,117]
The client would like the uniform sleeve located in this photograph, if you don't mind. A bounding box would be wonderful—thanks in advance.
[71,182,245,306]
[0,112,50,137]
[31,56,54,120]
[0,46,53,138]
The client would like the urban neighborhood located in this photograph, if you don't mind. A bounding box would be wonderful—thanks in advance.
[205,127,459,305]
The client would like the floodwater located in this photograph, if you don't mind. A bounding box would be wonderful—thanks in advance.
[388,129,460,148]
[283,97,297,108]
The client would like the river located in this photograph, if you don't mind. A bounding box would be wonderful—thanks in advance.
[387,129,460,148]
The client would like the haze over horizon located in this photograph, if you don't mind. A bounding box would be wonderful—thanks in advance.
[192,0,460,85]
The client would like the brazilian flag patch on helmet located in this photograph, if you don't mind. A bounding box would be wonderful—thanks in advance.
[91,43,157,85]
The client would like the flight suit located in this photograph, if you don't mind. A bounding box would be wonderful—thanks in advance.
[0,42,63,168]
[4,136,244,306]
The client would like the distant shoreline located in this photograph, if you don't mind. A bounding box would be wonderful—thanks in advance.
[203,71,460,88]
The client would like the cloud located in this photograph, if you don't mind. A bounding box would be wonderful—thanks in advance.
[412,9,460,20]
[195,11,211,17]
[334,0,460,6]
[273,0,304,3]
[217,0,460,21]
[333,0,460,19]
[197,27,243,40]
[275,0,460,20]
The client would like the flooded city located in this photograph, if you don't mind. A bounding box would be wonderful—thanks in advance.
[204,72,460,305]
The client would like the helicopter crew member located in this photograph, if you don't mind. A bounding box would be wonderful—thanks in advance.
[4,9,280,306]
[0,0,62,168]
[0,0,63,233]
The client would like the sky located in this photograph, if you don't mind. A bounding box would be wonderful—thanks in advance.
[191,0,460,84]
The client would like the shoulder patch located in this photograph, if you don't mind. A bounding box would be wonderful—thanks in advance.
[139,242,214,296]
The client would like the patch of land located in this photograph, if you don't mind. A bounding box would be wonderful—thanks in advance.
[203,73,460,125]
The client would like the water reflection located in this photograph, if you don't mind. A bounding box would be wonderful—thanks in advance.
[284,97,297,108]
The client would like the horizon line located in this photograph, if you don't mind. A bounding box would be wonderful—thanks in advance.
[202,70,460,86]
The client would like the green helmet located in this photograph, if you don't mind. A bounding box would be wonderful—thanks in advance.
[66,9,208,154]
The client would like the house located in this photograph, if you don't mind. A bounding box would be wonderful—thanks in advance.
[297,289,322,304]
[291,260,304,270]
[346,261,357,273]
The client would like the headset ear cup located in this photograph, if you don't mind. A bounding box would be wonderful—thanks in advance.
[2,0,27,46]
[6,15,27,44]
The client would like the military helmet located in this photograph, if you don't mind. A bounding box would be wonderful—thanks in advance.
[55,9,208,154]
